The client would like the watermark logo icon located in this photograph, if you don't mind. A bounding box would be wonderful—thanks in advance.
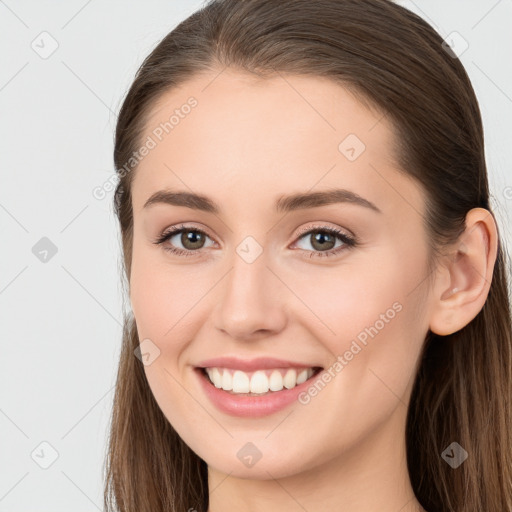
[236,236,263,264]
[31,441,59,469]
[236,442,262,468]
[31,31,59,59]
[134,338,161,366]
[442,31,469,59]
[338,133,366,161]
[32,237,58,263]
[441,441,468,468]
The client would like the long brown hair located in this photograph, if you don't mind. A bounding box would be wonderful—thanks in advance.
[104,1,512,510]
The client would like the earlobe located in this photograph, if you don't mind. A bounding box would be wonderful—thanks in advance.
[429,208,498,336]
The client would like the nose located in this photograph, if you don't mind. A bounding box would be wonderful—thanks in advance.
[212,247,288,342]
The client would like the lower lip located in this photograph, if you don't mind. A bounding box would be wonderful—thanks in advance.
[195,368,320,417]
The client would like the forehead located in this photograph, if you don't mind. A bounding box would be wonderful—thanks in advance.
[130,69,423,220]
[142,69,390,152]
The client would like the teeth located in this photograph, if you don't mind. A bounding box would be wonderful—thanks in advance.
[269,370,283,391]
[296,369,308,384]
[211,368,222,388]
[221,369,233,391]
[204,367,315,394]
[232,370,250,393]
[283,369,297,389]
[250,370,269,393]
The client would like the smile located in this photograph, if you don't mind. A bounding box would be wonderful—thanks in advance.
[203,367,318,395]
[195,358,323,417]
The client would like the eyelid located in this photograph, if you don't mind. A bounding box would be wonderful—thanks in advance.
[292,222,354,240]
[160,222,216,240]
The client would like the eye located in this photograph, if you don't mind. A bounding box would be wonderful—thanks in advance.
[152,224,215,257]
[292,225,357,258]
[153,223,358,259]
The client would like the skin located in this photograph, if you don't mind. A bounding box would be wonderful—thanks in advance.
[128,68,498,512]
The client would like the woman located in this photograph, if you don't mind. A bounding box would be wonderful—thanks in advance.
[104,0,512,510]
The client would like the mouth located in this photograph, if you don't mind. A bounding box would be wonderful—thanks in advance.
[194,356,325,416]
[198,366,323,396]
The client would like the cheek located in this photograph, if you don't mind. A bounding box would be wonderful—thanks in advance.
[130,256,207,436]
[295,290,426,456]
[348,263,428,402]
[288,242,429,395]
[320,241,427,343]
[286,257,406,349]
[129,244,208,341]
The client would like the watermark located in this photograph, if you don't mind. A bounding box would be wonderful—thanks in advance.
[338,133,366,161]
[236,236,264,264]
[236,441,263,468]
[92,96,198,200]
[298,300,403,405]
[31,31,59,59]
[134,338,161,366]
[441,31,469,59]
[441,441,468,468]
[32,236,58,263]
[503,186,512,201]
[31,441,59,469]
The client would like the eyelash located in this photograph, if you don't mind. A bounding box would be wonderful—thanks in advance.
[152,223,358,259]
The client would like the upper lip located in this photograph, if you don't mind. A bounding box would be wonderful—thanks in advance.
[195,356,321,372]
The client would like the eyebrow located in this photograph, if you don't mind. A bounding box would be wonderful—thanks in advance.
[143,188,381,214]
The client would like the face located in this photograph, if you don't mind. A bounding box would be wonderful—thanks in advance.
[129,69,433,479]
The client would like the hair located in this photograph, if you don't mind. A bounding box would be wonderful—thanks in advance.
[104,0,512,510]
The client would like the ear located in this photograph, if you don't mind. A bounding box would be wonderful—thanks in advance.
[429,207,499,336]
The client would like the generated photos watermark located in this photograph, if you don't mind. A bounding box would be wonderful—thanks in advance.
[298,300,403,405]
[92,96,198,200]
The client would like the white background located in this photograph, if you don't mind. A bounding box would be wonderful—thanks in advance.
[1,1,511,510]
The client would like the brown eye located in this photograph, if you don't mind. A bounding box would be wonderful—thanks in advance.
[180,230,206,250]
[308,231,337,251]
[293,226,357,259]
[153,225,215,256]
